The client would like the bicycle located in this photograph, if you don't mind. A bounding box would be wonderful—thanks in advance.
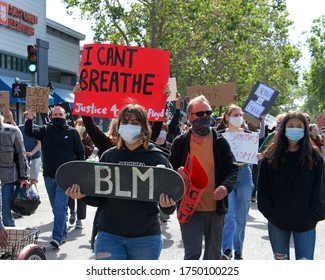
[0,227,46,260]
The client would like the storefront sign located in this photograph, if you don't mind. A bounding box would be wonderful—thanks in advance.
[0,1,38,36]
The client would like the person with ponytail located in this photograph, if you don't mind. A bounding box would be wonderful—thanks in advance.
[218,104,256,260]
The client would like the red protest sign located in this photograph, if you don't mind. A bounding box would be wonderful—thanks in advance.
[74,44,170,121]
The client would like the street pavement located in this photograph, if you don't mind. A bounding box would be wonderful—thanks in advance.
[14,176,325,260]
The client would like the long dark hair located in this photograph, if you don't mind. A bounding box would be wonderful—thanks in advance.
[263,111,318,171]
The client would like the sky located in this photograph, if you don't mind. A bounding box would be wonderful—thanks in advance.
[46,0,325,68]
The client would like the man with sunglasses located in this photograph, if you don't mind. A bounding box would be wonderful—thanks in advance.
[170,95,239,260]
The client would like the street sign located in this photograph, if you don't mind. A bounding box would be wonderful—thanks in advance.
[12,83,27,98]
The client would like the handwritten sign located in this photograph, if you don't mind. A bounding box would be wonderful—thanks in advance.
[74,44,170,121]
[26,87,50,113]
[186,83,236,106]
[264,114,277,130]
[222,132,259,164]
[242,81,279,124]
[0,91,10,113]
[167,77,178,101]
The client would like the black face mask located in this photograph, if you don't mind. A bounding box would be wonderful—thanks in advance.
[191,115,211,136]
[51,118,66,127]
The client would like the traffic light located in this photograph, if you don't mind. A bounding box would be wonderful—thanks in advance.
[27,45,37,73]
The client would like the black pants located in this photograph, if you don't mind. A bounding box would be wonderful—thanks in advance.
[68,197,86,220]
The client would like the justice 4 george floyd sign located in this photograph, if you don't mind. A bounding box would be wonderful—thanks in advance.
[74,44,170,121]
[242,81,279,126]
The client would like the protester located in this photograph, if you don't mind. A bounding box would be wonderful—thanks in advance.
[155,122,172,224]
[67,118,95,229]
[73,82,172,249]
[25,106,85,248]
[309,123,324,154]
[19,111,42,187]
[217,104,256,260]
[65,104,176,260]
[259,113,286,152]
[257,111,325,260]
[169,95,239,260]
[0,113,30,226]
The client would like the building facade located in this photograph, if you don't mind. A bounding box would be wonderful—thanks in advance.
[0,0,85,124]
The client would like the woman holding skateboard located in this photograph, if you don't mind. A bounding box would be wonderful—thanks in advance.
[65,104,176,260]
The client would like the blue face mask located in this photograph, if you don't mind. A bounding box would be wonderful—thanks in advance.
[285,128,304,142]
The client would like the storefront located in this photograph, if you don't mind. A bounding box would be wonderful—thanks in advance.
[0,0,85,124]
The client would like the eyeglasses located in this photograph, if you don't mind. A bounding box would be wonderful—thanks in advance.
[191,110,213,117]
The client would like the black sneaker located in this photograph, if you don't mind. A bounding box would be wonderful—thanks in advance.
[69,213,76,225]
[50,239,60,249]
[221,249,232,260]
[234,252,243,260]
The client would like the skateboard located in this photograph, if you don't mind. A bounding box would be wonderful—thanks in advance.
[55,161,185,202]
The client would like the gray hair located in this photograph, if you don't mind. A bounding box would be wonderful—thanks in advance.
[186,95,211,115]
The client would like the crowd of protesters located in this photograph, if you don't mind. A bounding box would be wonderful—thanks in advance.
[1,90,325,260]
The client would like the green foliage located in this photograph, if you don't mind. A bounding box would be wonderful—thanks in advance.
[61,0,301,113]
[303,16,325,115]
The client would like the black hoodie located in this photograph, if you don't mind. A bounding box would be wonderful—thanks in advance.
[82,142,175,237]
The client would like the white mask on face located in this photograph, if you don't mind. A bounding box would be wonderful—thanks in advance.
[229,116,243,127]
[118,124,142,144]
[76,125,86,134]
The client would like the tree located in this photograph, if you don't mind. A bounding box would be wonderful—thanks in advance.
[303,16,325,114]
[62,0,300,110]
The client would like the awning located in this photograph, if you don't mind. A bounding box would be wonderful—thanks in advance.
[52,88,74,107]
[0,75,54,105]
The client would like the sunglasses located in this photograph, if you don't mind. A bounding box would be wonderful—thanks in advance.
[191,110,213,117]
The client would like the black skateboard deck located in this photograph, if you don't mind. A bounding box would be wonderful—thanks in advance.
[55,161,184,202]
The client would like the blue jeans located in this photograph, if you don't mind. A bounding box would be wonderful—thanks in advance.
[268,222,316,260]
[95,231,163,260]
[44,176,68,242]
[1,182,15,226]
[222,164,254,256]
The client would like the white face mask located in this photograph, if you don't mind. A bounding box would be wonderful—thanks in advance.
[118,124,142,144]
[229,116,243,127]
[76,125,86,134]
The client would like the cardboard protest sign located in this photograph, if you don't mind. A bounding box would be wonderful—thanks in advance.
[221,131,259,164]
[26,87,50,113]
[167,77,178,101]
[40,102,74,127]
[243,113,260,127]
[74,44,170,121]
[0,91,10,113]
[186,83,236,106]
[242,81,279,125]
